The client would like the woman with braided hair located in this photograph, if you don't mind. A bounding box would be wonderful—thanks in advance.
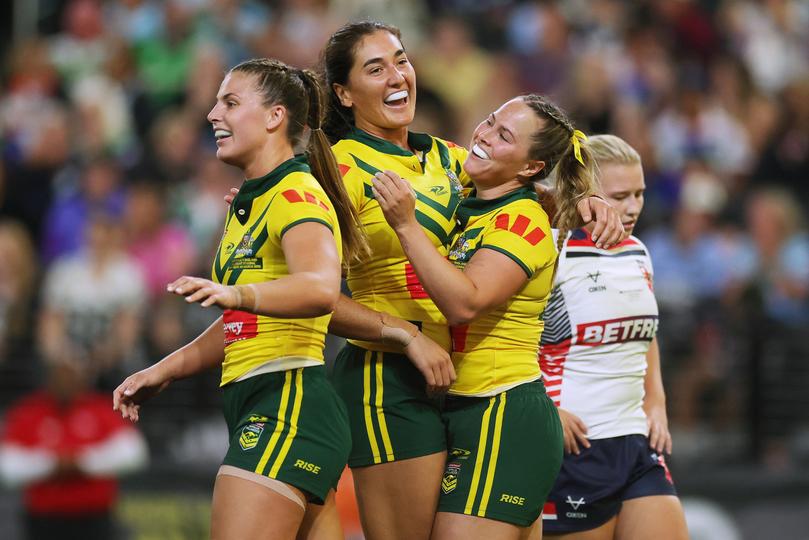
[371,94,599,540]
[111,58,387,539]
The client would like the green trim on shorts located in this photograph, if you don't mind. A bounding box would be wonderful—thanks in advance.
[221,366,350,503]
[330,343,446,468]
[438,381,563,527]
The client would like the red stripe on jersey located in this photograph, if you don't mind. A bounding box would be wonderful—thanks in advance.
[524,227,546,246]
[445,141,460,148]
[494,213,510,230]
[338,164,351,177]
[510,214,530,236]
[450,324,469,352]
[282,189,304,203]
[540,338,571,406]
[543,502,558,519]
[404,263,429,299]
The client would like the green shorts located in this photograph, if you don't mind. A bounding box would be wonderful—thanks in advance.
[438,381,563,527]
[221,365,350,504]
[330,343,446,467]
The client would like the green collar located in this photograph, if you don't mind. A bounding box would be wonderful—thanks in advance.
[232,155,310,223]
[346,127,433,157]
[455,185,538,228]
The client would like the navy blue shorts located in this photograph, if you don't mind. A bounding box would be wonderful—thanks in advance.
[543,434,676,534]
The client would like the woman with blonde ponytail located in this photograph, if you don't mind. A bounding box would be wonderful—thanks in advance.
[372,94,601,540]
[540,135,688,540]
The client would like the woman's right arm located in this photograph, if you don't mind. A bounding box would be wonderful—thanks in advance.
[112,317,225,422]
[329,294,456,393]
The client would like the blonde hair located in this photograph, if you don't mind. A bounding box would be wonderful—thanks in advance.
[587,134,641,167]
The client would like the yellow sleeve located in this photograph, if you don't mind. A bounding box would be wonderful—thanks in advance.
[479,206,555,278]
[266,184,337,242]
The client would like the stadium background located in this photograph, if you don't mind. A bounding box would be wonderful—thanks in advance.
[0,0,806,538]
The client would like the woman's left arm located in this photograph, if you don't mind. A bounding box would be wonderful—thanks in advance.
[168,221,341,318]
[373,172,528,326]
[643,336,672,455]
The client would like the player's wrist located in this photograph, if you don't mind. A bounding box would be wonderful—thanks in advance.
[379,312,419,348]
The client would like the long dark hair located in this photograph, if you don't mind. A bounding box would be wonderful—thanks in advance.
[320,21,403,143]
[230,59,368,262]
[521,94,598,251]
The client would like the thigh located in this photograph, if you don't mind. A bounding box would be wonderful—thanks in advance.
[331,344,446,467]
[432,511,523,540]
[439,383,563,529]
[615,496,687,540]
[211,473,305,540]
[222,367,351,503]
[298,490,344,540]
[352,451,447,540]
[545,518,617,540]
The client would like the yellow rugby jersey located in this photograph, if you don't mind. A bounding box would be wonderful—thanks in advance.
[212,155,341,386]
[332,128,470,352]
[446,186,557,396]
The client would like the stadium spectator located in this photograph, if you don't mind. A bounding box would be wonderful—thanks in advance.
[0,355,148,540]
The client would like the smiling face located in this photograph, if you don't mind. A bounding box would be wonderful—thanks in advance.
[463,98,544,188]
[333,30,416,137]
[599,162,645,233]
[206,71,276,170]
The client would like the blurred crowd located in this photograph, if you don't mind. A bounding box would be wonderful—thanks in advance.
[0,0,807,481]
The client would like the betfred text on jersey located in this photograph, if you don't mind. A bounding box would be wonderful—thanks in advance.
[576,316,658,346]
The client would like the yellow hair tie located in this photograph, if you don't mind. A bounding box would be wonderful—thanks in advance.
[570,129,587,166]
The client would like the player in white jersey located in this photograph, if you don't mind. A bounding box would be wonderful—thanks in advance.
[539,135,688,539]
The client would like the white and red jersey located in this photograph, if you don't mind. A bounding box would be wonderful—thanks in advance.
[540,229,657,439]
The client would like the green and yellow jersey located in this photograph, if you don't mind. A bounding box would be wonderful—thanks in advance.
[212,155,341,386]
[446,186,557,396]
[332,127,469,352]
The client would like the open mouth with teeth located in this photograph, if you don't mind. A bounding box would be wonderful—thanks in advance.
[214,129,232,141]
[384,90,409,107]
[471,144,490,160]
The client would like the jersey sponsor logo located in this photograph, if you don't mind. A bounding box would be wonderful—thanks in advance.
[239,421,265,450]
[281,189,330,211]
[223,309,259,344]
[500,493,526,506]
[429,185,447,196]
[493,213,546,245]
[442,462,461,494]
[293,459,321,474]
[575,316,658,346]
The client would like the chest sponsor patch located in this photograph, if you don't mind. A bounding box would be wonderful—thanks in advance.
[575,315,658,346]
[223,309,259,345]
